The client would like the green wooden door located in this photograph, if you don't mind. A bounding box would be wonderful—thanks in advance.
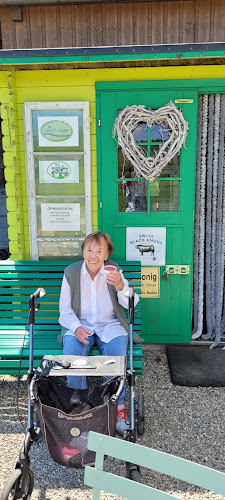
[96,85,198,343]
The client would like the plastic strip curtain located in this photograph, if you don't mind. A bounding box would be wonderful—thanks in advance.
[192,94,225,347]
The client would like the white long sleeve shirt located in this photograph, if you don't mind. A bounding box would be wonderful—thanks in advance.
[59,262,139,343]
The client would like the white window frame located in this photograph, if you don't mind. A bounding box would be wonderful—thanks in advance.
[23,101,92,260]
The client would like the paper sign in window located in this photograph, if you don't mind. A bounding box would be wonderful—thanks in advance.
[39,160,79,184]
[41,203,80,232]
[38,116,79,148]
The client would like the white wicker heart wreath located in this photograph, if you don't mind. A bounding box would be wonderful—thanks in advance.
[113,102,188,181]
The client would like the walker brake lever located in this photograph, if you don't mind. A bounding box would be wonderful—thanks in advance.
[51,358,71,369]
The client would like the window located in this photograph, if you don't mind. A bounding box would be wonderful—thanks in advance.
[24,102,91,260]
[117,121,180,214]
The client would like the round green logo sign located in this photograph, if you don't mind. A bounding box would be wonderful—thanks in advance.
[41,120,73,142]
[47,161,71,179]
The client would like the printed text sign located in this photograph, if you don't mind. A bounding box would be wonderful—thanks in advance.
[41,203,80,232]
[141,267,160,298]
[126,227,166,265]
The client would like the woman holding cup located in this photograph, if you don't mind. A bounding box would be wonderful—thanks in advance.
[58,230,141,433]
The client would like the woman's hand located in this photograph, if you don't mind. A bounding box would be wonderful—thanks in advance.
[106,270,124,291]
[75,326,91,345]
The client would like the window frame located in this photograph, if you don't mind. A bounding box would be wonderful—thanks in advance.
[23,101,92,260]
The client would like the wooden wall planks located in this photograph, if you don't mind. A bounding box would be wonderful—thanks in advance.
[0,0,223,50]
[0,8,14,48]
[104,4,118,46]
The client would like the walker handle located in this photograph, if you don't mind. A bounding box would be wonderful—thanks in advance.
[129,287,135,326]
[30,288,46,301]
[28,288,46,324]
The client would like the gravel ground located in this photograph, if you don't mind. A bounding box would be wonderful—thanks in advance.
[0,347,225,499]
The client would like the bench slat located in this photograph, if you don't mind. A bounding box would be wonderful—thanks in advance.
[0,325,61,331]
[0,297,60,303]
[0,304,59,310]
[84,432,225,499]
[0,263,75,270]
[86,467,176,499]
[0,320,141,328]
[0,280,63,286]
[0,344,142,357]
[0,273,65,279]
[0,288,61,295]
[0,260,140,269]
[0,294,141,301]
[0,311,59,317]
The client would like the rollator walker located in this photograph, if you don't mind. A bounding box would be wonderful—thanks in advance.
[1,286,144,499]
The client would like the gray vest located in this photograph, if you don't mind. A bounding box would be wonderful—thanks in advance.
[58,260,144,344]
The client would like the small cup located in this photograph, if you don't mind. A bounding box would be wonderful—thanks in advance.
[104,265,117,276]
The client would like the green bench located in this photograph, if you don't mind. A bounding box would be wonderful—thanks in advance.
[84,432,225,499]
[0,260,142,375]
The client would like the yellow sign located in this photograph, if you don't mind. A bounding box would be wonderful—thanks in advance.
[141,267,160,298]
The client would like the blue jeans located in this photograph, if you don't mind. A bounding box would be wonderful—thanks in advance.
[63,333,128,405]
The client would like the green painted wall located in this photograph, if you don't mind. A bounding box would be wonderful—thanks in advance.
[1,64,225,259]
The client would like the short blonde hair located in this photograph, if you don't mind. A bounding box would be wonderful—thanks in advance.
[82,231,114,256]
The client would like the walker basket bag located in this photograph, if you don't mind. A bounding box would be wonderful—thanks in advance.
[36,376,118,468]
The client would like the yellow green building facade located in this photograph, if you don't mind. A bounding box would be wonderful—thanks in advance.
[0,57,224,260]
[1,45,225,343]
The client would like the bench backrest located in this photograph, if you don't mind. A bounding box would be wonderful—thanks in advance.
[0,260,141,326]
[84,432,225,500]
[0,260,142,374]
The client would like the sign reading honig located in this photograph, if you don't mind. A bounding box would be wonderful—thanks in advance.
[141,267,160,298]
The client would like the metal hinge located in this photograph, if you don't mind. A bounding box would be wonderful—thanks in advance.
[98,119,101,127]
[100,202,103,208]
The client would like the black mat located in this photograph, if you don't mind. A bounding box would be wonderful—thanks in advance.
[166,345,225,386]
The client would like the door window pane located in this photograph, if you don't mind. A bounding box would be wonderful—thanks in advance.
[150,124,171,142]
[118,181,147,212]
[160,155,180,178]
[150,146,180,177]
[150,180,179,212]
[133,122,148,142]
[118,146,148,178]
[118,148,133,178]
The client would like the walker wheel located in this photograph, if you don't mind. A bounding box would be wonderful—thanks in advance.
[130,467,142,483]
[1,468,34,500]
[126,463,142,483]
